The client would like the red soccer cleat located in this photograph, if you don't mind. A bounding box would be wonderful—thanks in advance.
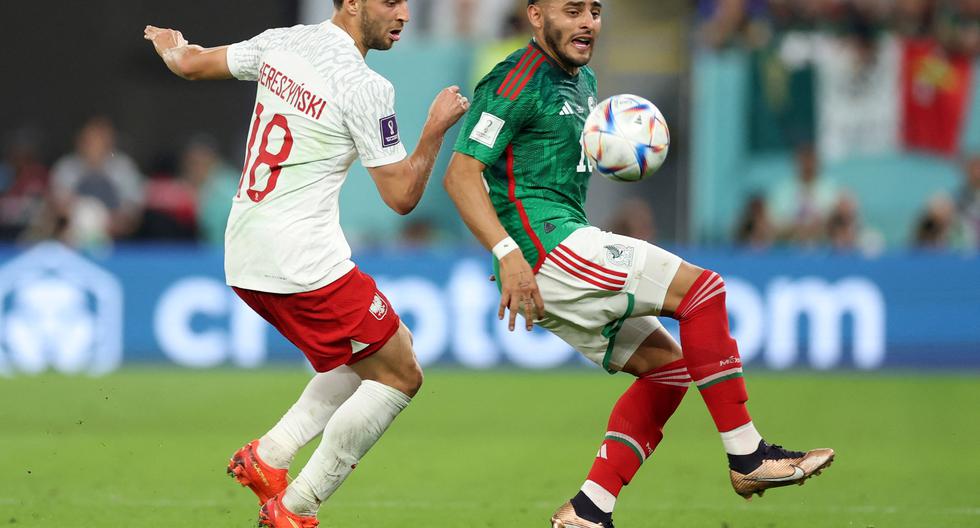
[227,439,289,504]
[258,495,319,528]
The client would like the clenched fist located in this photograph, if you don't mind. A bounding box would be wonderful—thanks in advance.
[426,86,470,134]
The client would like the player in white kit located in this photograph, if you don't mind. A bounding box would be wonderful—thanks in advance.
[144,1,468,526]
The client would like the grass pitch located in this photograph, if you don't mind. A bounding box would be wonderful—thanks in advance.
[2,369,978,527]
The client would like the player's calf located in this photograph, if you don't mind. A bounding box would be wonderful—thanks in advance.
[562,333,690,527]
[671,268,754,433]
[666,264,836,497]
[278,327,419,517]
[351,323,423,397]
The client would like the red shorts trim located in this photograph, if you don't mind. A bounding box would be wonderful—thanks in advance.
[233,267,401,372]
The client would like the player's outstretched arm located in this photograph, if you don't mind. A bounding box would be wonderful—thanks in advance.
[444,152,545,331]
[366,87,469,215]
[144,25,232,81]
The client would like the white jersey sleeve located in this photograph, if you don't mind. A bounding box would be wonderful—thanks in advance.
[226,27,291,81]
[343,77,408,168]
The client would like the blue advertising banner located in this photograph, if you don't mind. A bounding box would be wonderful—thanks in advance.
[0,243,977,375]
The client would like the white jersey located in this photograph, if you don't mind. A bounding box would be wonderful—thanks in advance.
[224,21,407,293]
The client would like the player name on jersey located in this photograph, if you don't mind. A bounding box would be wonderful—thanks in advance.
[257,62,327,120]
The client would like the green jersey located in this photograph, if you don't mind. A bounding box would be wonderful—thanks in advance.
[455,40,598,271]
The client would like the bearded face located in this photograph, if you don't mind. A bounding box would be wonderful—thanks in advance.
[358,0,407,51]
[536,1,602,70]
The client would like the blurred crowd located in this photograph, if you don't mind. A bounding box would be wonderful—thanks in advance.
[698,0,980,54]
[731,145,980,251]
[0,118,237,250]
[698,0,980,252]
[4,2,980,253]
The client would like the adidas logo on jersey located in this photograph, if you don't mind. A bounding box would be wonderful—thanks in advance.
[559,101,577,116]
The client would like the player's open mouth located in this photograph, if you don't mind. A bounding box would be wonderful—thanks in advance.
[571,36,592,50]
[389,29,402,41]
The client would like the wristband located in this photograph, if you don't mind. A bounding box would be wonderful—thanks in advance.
[492,236,520,260]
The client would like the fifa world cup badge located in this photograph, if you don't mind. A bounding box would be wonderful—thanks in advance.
[379,115,400,148]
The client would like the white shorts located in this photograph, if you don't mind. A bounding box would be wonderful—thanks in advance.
[534,227,683,372]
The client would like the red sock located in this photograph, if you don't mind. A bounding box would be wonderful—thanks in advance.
[586,359,689,497]
[675,270,751,433]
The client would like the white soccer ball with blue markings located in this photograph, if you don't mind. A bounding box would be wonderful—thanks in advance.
[583,94,669,182]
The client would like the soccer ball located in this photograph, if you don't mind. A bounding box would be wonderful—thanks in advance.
[583,94,670,182]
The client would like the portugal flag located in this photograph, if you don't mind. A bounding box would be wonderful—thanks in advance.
[901,38,973,155]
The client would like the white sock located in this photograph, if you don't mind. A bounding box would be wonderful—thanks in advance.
[720,421,763,455]
[282,380,411,515]
[581,480,616,513]
[257,366,362,469]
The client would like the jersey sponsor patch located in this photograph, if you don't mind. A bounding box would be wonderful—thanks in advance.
[379,114,400,148]
[469,112,505,148]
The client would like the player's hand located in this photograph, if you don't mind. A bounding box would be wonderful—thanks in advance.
[144,25,191,57]
[427,86,470,133]
[497,251,546,331]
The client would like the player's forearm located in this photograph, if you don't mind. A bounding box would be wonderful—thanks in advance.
[444,155,511,251]
[398,124,446,213]
[161,45,232,81]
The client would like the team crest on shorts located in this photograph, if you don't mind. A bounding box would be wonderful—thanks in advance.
[369,293,389,320]
[605,244,634,268]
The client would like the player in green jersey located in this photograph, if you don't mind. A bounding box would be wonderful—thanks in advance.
[445,1,835,527]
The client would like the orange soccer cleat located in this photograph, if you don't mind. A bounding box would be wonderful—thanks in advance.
[227,439,289,504]
[258,495,319,528]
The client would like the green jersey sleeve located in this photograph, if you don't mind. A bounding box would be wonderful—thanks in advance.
[454,65,540,167]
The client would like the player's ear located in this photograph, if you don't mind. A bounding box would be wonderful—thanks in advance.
[341,0,359,16]
[527,4,544,31]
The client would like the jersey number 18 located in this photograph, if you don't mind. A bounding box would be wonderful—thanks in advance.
[238,102,294,203]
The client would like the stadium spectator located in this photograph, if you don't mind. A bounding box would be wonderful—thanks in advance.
[606,197,657,242]
[826,192,885,254]
[826,193,860,251]
[956,154,980,248]
[936,0,980,55]
[0,129,48,242]
[139,158,197,241]
[893,0,936,39]
[697,0,771,49]
[912,192,967,248]
[734,194,775,249]
[398,217,440,248]
[184,136,238,245]
[137,136,238,243]
[423,0,517,40]
[767,144,840,245]
[470,0,532,87]
[49,117,144,248]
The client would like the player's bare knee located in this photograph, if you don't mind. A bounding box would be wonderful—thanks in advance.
[390,327,423,397]
[401,323,415,346]
[663,262,704,313]
[622,327,683,376]
[665,338,683,363]
[401,360,424,397]
[668,264,726,320]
